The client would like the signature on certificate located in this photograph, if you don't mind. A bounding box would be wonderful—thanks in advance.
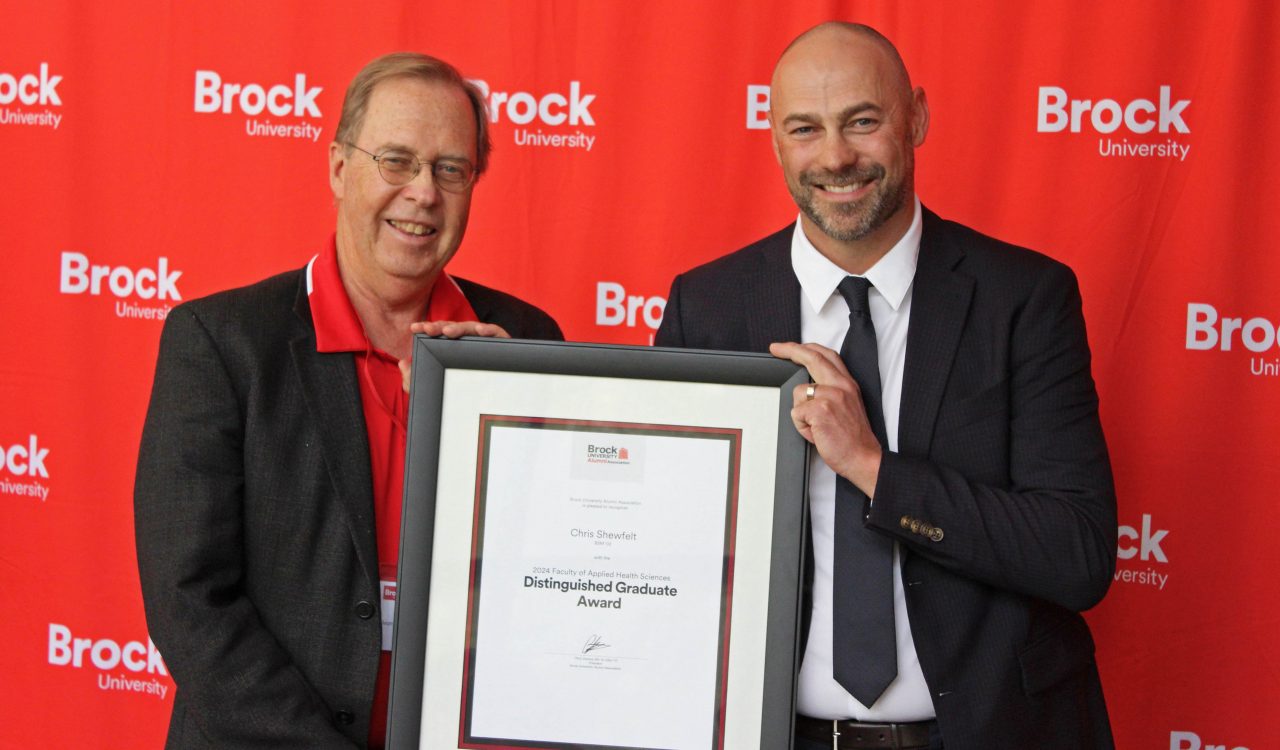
[581,634,611,654]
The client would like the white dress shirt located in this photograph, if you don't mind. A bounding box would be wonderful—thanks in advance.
[793,196,936,722]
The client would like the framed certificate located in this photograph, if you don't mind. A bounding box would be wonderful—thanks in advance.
[388,337,808,750]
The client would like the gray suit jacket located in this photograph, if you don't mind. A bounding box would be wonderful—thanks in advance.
[135,266,562,748]
[655,209,1117,750]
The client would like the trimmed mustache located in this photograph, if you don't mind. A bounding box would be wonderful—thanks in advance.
[799,164,885,188]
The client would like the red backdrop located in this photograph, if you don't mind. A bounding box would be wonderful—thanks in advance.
[2,2,1277,748]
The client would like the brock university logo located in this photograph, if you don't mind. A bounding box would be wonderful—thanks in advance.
[1036,85,1192,162]
[0,62,64,130]
[47,623,171,700]
[1114,514,1171,591]
[470,79,599,152]
[58,251,183,321]
[193,69,324,142]
[1185,302,1280,379]
[2,434,50,502]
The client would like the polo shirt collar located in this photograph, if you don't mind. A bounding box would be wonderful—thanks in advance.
[306,235,476,354]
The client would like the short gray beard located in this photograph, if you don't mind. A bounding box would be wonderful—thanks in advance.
[791,162,910,243]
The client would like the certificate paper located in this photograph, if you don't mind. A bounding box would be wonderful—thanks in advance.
[462,417,740,749]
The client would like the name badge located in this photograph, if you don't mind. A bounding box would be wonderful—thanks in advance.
[381,578,397,651]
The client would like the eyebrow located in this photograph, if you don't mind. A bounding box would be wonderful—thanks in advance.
[781,101,883,126]
[375,142,472,163]
[373,141,416,153]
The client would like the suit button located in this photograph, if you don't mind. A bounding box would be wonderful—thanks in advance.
[334,709,354,725]
[355,601,375,619]
[909,520,922,534]
[929,528,945,542]
[899,515,913,529]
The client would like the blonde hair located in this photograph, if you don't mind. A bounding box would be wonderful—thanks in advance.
[335,52,492,175]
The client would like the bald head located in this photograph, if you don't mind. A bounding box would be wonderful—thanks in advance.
[767,22,929,270]
[773,22,912,95]
[771,22,914,117]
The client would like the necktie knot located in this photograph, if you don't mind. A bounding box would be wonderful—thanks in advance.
[837,276,874,318]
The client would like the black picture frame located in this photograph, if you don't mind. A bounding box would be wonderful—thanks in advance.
[388,336,808,750]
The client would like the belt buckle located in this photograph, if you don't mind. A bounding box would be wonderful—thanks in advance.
[831,719,841,750]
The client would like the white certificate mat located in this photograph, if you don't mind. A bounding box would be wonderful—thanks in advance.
[462,418,740,748]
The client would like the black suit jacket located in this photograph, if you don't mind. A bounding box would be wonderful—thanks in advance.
[135,266,562,748]
[655,209,1117,750]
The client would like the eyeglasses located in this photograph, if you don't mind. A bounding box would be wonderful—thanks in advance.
[345,143,476,193]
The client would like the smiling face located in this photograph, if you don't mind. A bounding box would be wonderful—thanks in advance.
[769,25,929,269]
[329,76,478,303]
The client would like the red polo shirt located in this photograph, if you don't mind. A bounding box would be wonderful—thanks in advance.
[307,237,476,747]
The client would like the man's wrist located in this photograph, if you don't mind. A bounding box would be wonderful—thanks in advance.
[850,446,882,500]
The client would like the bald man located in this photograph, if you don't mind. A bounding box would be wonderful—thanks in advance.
[656,22,1116,750]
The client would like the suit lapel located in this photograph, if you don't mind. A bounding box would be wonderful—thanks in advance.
[289,279,380,587]
[745,228,803,352]
[899,210,974,456]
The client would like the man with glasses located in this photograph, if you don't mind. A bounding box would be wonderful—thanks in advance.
[135,53,561,748]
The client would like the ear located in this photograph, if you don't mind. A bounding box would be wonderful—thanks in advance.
[328,141,347,200]
[910,87,930,147]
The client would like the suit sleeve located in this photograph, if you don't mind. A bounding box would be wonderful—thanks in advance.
[528,314,565,342]
[498,301,564,341]
[653,274,685,347]
[869,263,1117,612]
[134,306,357,748]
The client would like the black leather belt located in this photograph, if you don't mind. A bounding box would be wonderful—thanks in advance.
[795,715,935,750]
